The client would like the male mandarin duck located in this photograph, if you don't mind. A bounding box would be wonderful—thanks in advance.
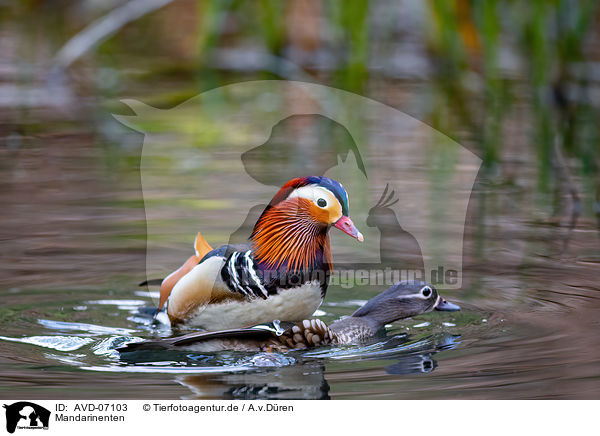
[119,281,460,352]
[154,176,363,330]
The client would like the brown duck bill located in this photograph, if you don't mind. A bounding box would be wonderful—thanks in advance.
[334,216,364,242]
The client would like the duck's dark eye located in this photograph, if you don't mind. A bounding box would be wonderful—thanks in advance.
[421,286,432,298]
[317,198,327,207]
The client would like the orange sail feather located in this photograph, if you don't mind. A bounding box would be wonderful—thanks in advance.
[157,232,213,311]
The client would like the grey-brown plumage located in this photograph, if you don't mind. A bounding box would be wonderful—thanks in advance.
[274,281,460,348]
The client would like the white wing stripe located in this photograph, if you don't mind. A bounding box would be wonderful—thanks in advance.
[228,252,248,296]
[244,250,269,298]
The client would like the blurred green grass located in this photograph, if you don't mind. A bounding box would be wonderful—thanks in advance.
[2,0,599,217]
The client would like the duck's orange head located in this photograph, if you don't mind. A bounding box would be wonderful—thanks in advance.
[251,176,363,271]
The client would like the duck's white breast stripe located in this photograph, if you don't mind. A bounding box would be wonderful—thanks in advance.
[228,252,248,296]
[244,250,268,298]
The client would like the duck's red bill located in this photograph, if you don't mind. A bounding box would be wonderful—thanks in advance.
[334,216,364,242]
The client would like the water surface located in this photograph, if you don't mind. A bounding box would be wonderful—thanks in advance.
[2,1,600,400]
[2,131,598,399]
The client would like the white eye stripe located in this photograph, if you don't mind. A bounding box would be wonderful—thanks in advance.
[288,186,340,209]
[289,185,331,200]
[395,288,435,300]
[395,293,423,299]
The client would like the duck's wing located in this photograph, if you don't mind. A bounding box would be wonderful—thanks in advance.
[157,232,214,311]
[116,321,295,353]
[156,235,254,314]
[166,251,236,322]
[170,321,295,346]
[167,242,276,323]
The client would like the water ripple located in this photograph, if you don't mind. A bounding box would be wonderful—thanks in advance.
[38,319,137,336]
[0,335,93,351]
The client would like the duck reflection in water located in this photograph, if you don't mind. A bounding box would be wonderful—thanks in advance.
[136,333,459,400]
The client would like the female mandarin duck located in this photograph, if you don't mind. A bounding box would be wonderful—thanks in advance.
[119,281,460,352]
[155,176,363,330]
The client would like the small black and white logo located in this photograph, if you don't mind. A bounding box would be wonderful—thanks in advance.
[3,402,50,434]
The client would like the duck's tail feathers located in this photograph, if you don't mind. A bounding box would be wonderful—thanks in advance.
[116,339,171,352]
[116,321,295,353]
